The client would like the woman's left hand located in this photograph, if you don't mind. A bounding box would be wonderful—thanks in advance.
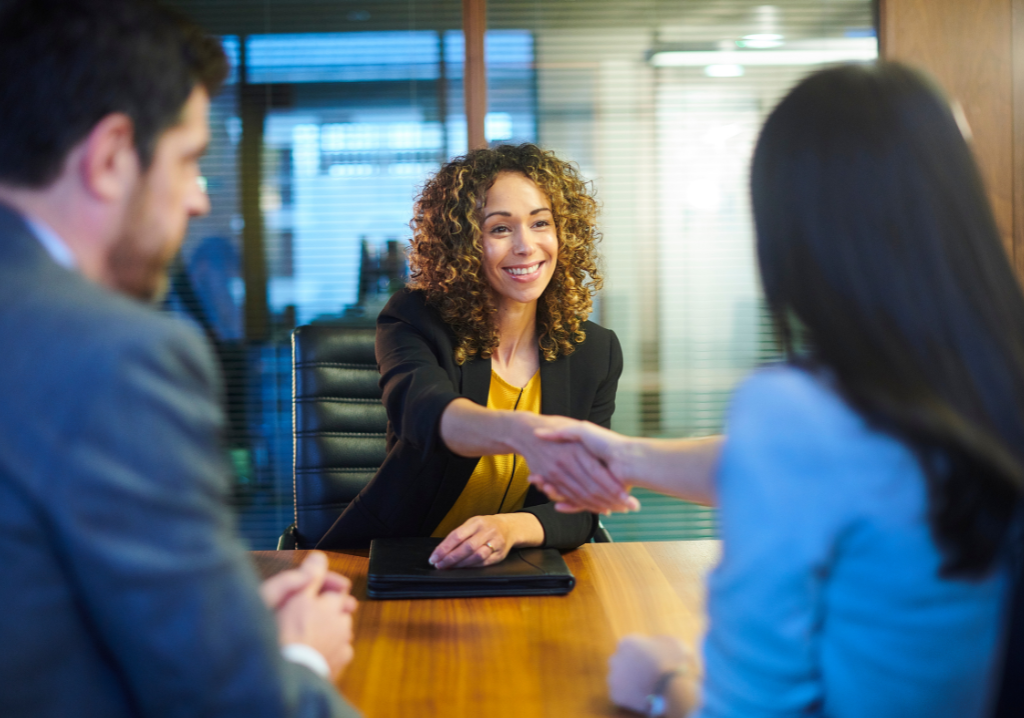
[608,634,691,714]
[430,514,539,570]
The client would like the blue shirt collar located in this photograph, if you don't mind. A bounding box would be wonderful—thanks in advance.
[24,215,77,270]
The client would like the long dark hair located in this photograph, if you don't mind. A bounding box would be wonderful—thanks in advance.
[751,62,1024,577]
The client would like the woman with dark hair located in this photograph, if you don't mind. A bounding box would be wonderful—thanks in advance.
[317,143,633,567]
[533,63,1022,717]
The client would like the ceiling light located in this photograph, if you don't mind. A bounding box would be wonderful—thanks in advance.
[704,64,745,78]
[649,38,877,68]
[737,33,784,49]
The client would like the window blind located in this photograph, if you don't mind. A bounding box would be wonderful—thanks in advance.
[165,0,876,547]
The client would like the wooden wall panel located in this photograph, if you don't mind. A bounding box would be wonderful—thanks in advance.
[463,0,488,151]
[1014,0,1024,278]
[881,0,1015,259]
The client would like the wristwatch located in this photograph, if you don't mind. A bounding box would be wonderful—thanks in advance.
[645,668,683,718]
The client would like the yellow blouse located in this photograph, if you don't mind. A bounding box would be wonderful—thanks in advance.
[430,369,541,538]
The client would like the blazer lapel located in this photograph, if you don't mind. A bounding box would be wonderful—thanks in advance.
[540,353,571,417]
[420,354,492,535]
[461,355,492,406]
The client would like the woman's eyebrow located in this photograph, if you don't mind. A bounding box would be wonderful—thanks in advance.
[482,207,552,221]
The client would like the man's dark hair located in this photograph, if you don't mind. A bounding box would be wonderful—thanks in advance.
[0,0,229,187]
[752,62,1024,578]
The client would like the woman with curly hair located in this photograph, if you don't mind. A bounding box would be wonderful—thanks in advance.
[316,143,635,564]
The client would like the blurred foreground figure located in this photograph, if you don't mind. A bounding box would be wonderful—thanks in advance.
[0,1,360,716]
[535,62,1023,718]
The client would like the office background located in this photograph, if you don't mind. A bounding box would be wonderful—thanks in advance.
[162,0,878,549]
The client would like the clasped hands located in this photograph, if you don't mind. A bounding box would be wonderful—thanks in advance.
[259,552,357,680]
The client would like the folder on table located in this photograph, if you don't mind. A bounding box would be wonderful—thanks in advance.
[367,537,576,599]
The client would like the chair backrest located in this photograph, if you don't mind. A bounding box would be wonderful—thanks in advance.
[992,560,1023,717]
[291,325,388,548]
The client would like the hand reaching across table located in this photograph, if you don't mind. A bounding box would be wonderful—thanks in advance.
[532,421,722,513]
[439,400,641,515]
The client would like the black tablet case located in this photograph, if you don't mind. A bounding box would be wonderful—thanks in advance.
[367,537,576,599]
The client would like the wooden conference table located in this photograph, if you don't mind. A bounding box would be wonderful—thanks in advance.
[253,541,721,718]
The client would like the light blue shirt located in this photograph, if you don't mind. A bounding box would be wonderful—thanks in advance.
[696,365,1009,718]
[24,215,76,270]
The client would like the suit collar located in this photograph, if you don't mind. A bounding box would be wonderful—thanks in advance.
[0,201,59,271]
[22,214,76,269]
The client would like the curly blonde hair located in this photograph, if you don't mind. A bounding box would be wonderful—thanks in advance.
[408,143,603,364]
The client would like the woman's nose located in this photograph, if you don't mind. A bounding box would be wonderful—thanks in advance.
[512,226,535,255]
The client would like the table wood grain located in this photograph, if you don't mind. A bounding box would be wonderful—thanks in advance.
[252,541,720,718]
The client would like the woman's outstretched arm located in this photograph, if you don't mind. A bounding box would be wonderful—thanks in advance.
[532,422,722,512]
[427,400,638,570]
[439,398,639,511]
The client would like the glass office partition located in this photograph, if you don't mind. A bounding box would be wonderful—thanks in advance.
[490,0,877,539]
[165,0,876,547]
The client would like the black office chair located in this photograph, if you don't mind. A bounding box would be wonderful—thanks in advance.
[277,323,612,548]
[278,325,387,549]
[992,555,1023,717]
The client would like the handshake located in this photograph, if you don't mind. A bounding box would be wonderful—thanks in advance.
[514,414,644,515]
[511,413,720,514]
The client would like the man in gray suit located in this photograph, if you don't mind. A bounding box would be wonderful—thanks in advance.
[0,1,361,716]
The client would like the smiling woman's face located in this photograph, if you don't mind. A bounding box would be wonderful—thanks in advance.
[478,171,558,310]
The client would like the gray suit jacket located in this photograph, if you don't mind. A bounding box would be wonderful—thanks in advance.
[0,204,359,718]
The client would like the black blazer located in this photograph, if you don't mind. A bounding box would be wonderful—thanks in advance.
[317,288,623,550]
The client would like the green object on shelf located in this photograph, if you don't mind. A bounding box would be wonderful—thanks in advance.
[229,448,254,485]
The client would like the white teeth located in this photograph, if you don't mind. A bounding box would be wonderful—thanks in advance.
[505,264,540,276]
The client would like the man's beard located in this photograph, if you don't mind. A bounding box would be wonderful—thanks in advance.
[105,181,178,303]
[106,231,173,303]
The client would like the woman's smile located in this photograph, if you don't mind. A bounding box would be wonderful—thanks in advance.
[503,260,546,280]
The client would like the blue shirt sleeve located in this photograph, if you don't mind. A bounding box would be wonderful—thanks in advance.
[695,367,853,718]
